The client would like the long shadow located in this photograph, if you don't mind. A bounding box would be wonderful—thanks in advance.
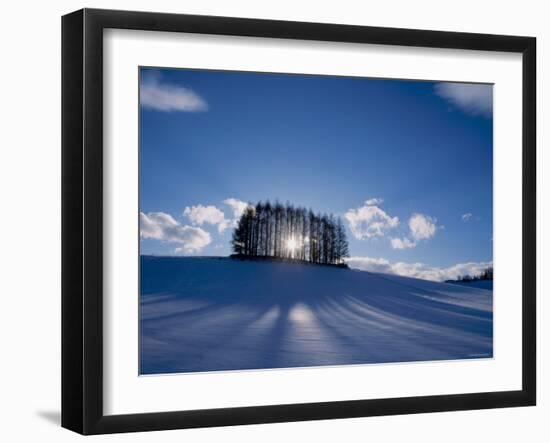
[181,304,275,369]
[314,295,490,360]
[141,303,276,374]
[306,299,379,363]
[365,273,493,319]
[141,300,227,325]
[250,298,369,369]
[339,274,493,333]
[255,302,295,369]
[345,292,493,338]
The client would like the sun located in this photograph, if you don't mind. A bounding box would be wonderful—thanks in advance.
[285,238,298,252]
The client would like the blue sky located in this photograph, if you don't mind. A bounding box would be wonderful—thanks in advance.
[139,67,493,281]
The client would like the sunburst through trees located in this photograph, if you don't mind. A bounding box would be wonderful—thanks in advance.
[231,201,349,265]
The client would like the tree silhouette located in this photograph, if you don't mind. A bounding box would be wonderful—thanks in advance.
[232,201,349,265]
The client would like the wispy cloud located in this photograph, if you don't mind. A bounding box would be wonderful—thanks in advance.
[140,212,211,253]
[390,213,438,250]
[462,212,473,222]
[140,71,208,112]
[184,204,231,233]
[434,82,492,118]
[345,199,399,240]
[365,197,383,206]
[347,256,492,282]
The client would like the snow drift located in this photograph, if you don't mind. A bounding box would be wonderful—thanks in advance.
[140,256,493,375]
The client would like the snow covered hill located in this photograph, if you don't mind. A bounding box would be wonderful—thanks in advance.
[140,256,493,375]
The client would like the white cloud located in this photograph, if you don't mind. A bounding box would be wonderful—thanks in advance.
[140,212,211,253]
[140,73,208,112]
[223,198,249,220]
[346,256,493,282]
[390,213,437,250]
[365,198,383,206]
[462,213,473,222]
[184,204,231,233]
[434,82,493,118]
[409,213,437,241]
[345,201,399,240]
[345,201,437,249]
[175,198,250,236]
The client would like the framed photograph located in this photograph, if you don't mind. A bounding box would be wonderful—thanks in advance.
[62,8,536,435]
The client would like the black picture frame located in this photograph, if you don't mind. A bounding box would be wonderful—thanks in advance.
[62,8,536,435]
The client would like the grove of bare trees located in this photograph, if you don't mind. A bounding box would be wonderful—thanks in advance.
[231,201,349,265]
